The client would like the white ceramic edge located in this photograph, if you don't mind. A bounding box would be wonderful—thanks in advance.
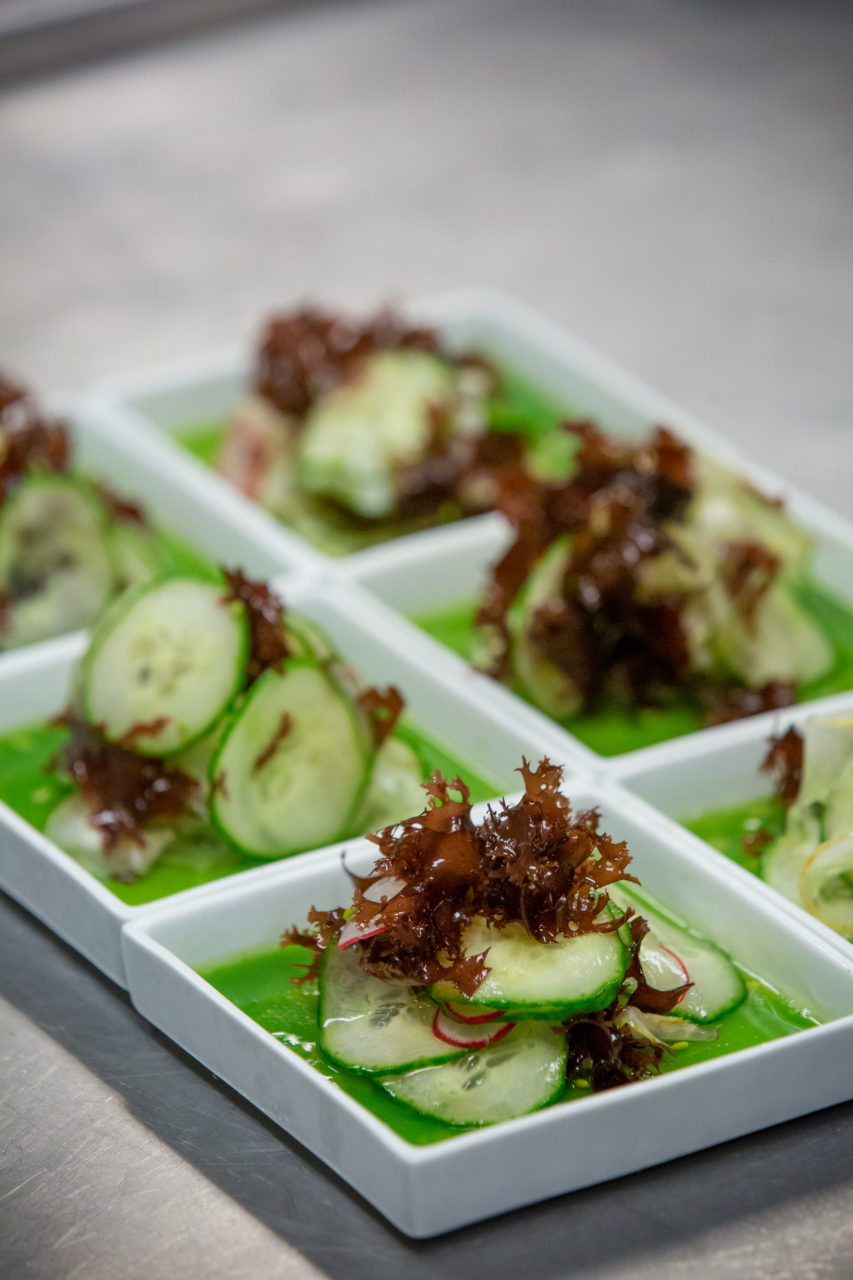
[611,687,853,958]
[120,774,853,1236]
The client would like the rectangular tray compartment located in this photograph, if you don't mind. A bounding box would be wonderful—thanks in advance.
[613,689,853,954]
[0,572,577,986]
[122,778,853,1237]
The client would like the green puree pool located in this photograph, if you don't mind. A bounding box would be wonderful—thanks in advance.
[199,900,818,1146]
[175,369,571,556]
[416,584,853,756]
[0,720,499,908]
[684,796,786,877]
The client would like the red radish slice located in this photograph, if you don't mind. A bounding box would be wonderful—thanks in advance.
[338,919,389,949]
[432,1007,514,1049]
[441,999,506,1026]
[641,939,690,1003]
[362,875,406,905]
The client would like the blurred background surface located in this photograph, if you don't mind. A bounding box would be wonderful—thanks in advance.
[1,0,852,506]
[2,3,853,1278]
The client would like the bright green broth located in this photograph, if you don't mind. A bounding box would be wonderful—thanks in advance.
[684,795,785,877]
[199,893,819,1147]
[416,582,853,756]
[0,719,500,907]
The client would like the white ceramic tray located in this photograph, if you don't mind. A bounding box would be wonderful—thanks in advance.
[122,776,853,1237]
[0,573,569,986]
[612,687,853,956]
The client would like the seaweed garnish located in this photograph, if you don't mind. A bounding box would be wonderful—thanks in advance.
[760,725,804,808]
[0,369,69,500]
[479,419,799,725]
[54,714,197,858]
[221,568,291,685]
[284,758,638,995]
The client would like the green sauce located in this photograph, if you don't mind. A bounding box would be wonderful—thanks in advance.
[156,527,219,580]
[0,720,500,907]
[199,920,818,1147]
[416,582,853,756]
[176,369,570,556]
[683,795,785,876]
[179,421,223,469]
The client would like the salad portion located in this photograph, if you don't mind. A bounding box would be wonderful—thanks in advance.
[0,370,206,651]
[420,419,851,753]
[208,307,551,554]
[223,759,816,1135]
[6,569,494,899]
[687,715,853,941]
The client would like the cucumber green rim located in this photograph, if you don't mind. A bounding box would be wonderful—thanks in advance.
[80,572,250,758]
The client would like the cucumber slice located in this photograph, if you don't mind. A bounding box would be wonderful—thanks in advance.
[798,832,853,939]
[210,660,372,857]
[430,914,627,1019]
[319,944,463,1076]
[382,1022,567,1127]
[284,612,338,665]
[45,792,174,881]
[353,736,426,832]
[0,475,114,649]
[761,810,822,907]
[82,576,249,756]
[710,578,833,688]
[110,521,172,591]
[690,456,814,580]
[610,885,745,1023]
[506,534,581,718]
[296,350,457,519]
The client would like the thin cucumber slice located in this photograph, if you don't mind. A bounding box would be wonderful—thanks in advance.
[296,350,456,519]
[353,736,426,832]
[284,612,339,665]
[110,521,172,591]
[430,913,627,1019]
[761,810,822,907]
[610,884,745,1023]
[711,578,833,688]
[319,945,463,1076]
[382,1022,567,1127]
[0,474,114,649]
[82,576,249,756]
[507,534,581,718]
[798,832,853,940]
[45,792,174,881]
[210,660,372,858]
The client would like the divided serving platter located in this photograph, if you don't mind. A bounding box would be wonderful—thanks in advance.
[121,777,853,1237]
[5,291,853,1238]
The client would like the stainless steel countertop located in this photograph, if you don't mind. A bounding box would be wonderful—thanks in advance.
[2,1,853,1275]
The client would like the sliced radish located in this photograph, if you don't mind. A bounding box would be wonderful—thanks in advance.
[338,918,389,949]
[640,941,690,1002]
[432,1007,515,1050]
[441,998,506,1026]
[362,875,407,905]
[615,1006,718,1044]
